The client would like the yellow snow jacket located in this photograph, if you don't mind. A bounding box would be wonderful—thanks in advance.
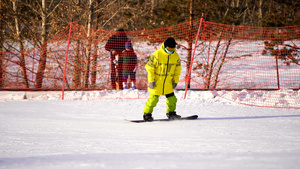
[145,43,181,95]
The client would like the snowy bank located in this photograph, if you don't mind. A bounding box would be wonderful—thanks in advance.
[0,89,299,108]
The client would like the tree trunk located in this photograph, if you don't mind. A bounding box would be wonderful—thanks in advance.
[73,40,82,88]
[186,0,194,89]
[34,0,48,88]
[12,1,29,88]
[32,0,62,88]
[212,35,233,89]
[258,0,263,27]
[151,0,155,16]
[242,0,248,25]
[224,0,232,18]
[72,6,81,88]
[236,0,240,7]
[0,0,4,87]
[83,0,93,88]
[268,0,272,13]
[83,42,91,88]
[205,32,223,89]
[91,42,98,88]
[91,12,100,88]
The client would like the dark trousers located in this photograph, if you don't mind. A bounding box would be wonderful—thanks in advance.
[110,58,123,90]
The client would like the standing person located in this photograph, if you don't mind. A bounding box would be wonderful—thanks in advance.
[143,37,181,121]
[105,28,128,90]
[121,40,138,89]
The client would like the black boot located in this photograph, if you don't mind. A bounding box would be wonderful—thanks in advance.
[166,111,181,120]
[143,113,153,122]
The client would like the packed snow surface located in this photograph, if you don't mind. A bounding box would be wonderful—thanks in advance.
[0,90,300,169]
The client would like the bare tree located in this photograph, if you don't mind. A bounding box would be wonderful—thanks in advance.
[211,29,234,89]
[25,0,62,88]
[82,0,117,88]
[11,0,29,88]
[186,0,194,88]
[205,32,222,89]
[82,0,94,88]
[90,1,101,88]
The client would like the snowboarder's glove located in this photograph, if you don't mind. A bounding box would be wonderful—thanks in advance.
[148,82,156,89]
[173,83,177,89]
[111,50,117,56]
[113,55,119,64]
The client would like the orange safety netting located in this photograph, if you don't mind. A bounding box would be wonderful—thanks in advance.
[0,18,299,108]
[188,20,299,108]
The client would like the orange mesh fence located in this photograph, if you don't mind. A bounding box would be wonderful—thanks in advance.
[187,20,300,108]
[0,19,202,91]
[0,18,299,108]
[190,21,299,90]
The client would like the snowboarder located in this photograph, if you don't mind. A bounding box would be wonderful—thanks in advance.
[105,28,128,90]
[121,40,138,89]
[143,37,181,121]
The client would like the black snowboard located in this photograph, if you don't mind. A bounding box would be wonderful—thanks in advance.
[126,115,198,123]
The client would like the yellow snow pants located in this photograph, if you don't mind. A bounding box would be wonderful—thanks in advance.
[143,92,177,114]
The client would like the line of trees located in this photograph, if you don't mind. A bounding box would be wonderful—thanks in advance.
[1,0,299,52]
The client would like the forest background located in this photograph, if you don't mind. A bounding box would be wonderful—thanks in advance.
[0,0,299,91]
[1,0,299,52]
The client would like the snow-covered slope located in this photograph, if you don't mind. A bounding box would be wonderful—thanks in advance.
[0,90,300,169]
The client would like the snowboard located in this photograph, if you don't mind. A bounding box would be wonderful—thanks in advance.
[126,115,198,123]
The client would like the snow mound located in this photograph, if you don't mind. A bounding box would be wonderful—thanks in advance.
[0,89,299,108]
